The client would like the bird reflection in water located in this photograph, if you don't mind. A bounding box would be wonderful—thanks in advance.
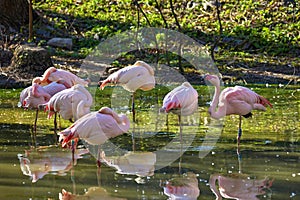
[161,172,200,200]
[59,187,126,200]
[17,145,88,183]
[99,150,156,184]
[209,173,273,200]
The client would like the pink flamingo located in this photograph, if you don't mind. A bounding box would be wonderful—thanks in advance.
[161,82,198,116]
[43,84,93,122]
[160,82,198,138]
[205,74,273,145]
[19,82,67,137]
[99,61,155,122]
[58,107,130,147]
[32,67,89,88]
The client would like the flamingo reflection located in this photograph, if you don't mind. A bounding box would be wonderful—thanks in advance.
[17,146,88,183]
[99,150,156,182]
[59,187,126,200]
[162,172,200,200]
[209,173,273,200]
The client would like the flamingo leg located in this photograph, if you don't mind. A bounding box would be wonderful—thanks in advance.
[97,146,102,168]
[32,109,38,147]
[71,140,75,164]
[237,115,242,160]
[178,115,182,142]
[53,112,58,143]
[237,115,242,149]
[132,92,136,122]
[166,114,169,131]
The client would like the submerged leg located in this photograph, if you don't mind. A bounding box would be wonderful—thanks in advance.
[132,92,136,122]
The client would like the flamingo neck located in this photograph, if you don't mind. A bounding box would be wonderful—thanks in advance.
[209,175,223,199]
[209,83,226,119]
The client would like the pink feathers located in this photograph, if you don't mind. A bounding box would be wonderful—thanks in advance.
[99,61,155,92]
[161,82,198,116]
[58,107,130,147]
[32,67,89,88]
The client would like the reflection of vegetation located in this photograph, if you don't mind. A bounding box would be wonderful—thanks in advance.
[32,0,299,71]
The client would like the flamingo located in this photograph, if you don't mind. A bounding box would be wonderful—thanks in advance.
[204,74,273,145]
[160,82,198,139]
[32,67,89,88]
[58,107,130,147]
[19,82,67,138]
[42,84,93,122]
[99,61,155,122]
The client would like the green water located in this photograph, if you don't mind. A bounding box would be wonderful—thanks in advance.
[0,84,299,200]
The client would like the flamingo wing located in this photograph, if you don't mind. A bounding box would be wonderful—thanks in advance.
[162,82,198,115]
[222,86,272,116]
[100,62,155,92]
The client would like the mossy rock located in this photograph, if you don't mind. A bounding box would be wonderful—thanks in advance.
[8,44,53,80]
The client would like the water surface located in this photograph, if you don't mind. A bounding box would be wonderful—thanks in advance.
[0,84,299,200]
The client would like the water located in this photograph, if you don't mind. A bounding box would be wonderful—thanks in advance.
[0,84,299,200]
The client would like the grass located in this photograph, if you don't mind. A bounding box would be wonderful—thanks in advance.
[29,0,299,73]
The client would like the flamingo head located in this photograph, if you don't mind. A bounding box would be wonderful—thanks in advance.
[204,74,220,87]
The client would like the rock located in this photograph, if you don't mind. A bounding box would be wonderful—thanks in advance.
[7,44,53,80]
[47,37,73,50]
[0,49,13,67]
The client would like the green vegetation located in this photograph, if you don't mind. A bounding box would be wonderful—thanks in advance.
[31,0,299,77]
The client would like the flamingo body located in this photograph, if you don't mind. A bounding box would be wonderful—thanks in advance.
[99,61,155,92]
[44,84,93,121]
[58,107,130,146]
[205,75,272,119]
[161,82,198,116]
[32,67,89,88]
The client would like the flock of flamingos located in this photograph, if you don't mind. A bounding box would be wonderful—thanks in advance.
[19,60,273,149]
[17,60,274,199]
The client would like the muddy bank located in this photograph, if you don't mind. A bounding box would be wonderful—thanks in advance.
[0,49,299,89]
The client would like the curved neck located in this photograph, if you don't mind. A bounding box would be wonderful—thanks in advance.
[209,175,223,199]
[209,83,226,119]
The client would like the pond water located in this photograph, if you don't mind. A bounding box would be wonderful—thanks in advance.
[0,84,299,200]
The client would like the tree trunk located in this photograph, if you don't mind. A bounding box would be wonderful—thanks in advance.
[0,0,30,30]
